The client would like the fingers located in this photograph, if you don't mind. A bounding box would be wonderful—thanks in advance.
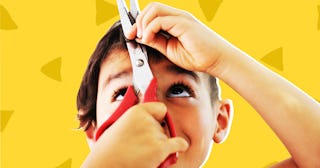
[165,137,189,153]
[125,23,137,40]
[123,102,190,160]
[125,2,186,40]
[142,16,184,43]
[130,102,167,123]
[125,2,192,58]
[136,2,181,38]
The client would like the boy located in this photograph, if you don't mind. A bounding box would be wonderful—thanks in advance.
[77,2,320,167]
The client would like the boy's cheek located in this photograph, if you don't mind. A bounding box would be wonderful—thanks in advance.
[167,104,206,140]
[168,103,215,149]
[96,101,121,128]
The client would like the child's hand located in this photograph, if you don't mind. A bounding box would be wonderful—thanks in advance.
[82,102,188,168]
[126,2,232,77]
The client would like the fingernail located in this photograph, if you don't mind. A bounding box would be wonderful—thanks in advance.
[137,29,142,38]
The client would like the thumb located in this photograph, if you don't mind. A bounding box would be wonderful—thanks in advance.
[165,137,189,154]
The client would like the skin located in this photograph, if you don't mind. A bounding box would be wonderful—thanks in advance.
[82,2,320,168]
[129,2,320,167]
[82,50,232,168]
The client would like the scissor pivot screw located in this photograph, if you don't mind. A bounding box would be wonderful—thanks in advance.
[136,59,144,67]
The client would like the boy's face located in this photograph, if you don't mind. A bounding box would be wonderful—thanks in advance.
[91,49,232,167]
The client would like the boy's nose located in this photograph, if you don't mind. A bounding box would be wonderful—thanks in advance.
[135,78,162,103]
[139,89,171,127]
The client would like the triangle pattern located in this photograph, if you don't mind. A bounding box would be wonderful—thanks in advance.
[56,158,72,168]
[41,57,62,82]
[261,47,284,71]
[1,110,14,132]
[96,0,118,25]
[199,0,223,21]
[0,4,18,30]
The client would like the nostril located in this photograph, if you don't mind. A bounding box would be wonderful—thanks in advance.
[160,120,171,138]
[161,121,166,127]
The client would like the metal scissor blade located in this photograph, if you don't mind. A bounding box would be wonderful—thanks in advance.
[117,0,154,95]
[126,42,154,95]
[129,0,149,63]
[130,0,140,19]
[116,0,133,35]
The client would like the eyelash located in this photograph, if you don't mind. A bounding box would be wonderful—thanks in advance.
[112,86,128,101]
[167,81,195,98]
[111,81,194,101]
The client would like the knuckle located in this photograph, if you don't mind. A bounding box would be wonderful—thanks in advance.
[149,2,162,13]
[149,2,160,8]
[155,16,162,22]
[182,11,193,19]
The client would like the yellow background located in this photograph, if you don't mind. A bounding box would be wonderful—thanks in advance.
[1,0,319,167]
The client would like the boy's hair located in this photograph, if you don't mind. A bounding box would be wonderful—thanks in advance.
[76,21,219,130]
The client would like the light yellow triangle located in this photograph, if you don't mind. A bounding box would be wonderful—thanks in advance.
[41,57,62,82]
[199,0,222,21]
[96,0,118,25]
[261,47,283,71]
[0,4,18,30]
[56,159,72,168]
[1,110,14,132]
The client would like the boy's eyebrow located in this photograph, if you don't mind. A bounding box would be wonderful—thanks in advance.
[103,64,199,88]
[104,69,131,87]
[166,64,199,82]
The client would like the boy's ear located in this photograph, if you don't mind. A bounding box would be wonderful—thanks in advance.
[78,109,96,149]
[213,99,233,144]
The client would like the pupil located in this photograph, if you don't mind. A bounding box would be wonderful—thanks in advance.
[172,87,183,94]
[119,88,127,96]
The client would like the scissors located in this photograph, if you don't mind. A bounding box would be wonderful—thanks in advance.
[94,0,178,167]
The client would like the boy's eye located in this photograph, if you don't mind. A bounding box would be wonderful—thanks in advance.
[112,87,127,101]
[167,83,193,98]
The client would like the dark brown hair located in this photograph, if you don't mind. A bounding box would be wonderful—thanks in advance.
[76,21,219,130]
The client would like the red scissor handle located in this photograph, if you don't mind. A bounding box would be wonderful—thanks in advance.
[94,85,137,141]
[143,78,177,168]
[94,78,177,167]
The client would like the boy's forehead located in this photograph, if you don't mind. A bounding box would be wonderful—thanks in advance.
[101,49,168,75]
[102,49,207,83]
[103,49,130,63]
[104,48,166,64]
